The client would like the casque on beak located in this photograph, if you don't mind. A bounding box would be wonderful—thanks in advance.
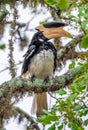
[36,22,72,39]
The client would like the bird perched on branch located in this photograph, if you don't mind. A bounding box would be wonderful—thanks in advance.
[21,22,71,116]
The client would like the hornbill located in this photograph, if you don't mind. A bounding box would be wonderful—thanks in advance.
[21,22,71,116]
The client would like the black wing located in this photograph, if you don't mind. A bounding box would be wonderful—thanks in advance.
[21,45,36,74]
[21,32,41,75]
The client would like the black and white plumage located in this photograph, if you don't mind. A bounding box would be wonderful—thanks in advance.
[21,31,57,80]
[21,31,57,116]
[21,22,71,116]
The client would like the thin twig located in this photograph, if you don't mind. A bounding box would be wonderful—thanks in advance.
[48,91,58,100]
[14,107,40,130]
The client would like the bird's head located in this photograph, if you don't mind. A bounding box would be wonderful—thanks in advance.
[36,22,72,40]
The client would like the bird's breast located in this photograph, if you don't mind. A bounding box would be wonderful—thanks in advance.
[29,49,54,79]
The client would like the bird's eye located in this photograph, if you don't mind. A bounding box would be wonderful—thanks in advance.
[38,37,44,42]
[38,33,49,42]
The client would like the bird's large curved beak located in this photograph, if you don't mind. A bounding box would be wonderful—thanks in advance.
[36,25,72,39]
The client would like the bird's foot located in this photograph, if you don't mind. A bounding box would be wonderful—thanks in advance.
[30,75,35,82]
[44,76,49,83]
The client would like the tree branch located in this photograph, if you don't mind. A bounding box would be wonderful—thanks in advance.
[0,62,87,120]
[0,64,86,111]
[13,107,40,130]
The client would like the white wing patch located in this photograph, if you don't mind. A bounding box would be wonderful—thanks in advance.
[26,48,35,59]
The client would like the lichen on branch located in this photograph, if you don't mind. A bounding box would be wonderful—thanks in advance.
[0,63,87,121]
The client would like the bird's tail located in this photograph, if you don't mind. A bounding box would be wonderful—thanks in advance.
[31,92,47,116]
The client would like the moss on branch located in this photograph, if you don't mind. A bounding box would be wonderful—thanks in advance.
[0,65,84,104]
[0,60,87,120]
[0,6,8,22]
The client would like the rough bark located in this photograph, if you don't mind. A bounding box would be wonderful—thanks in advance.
[0,64,86,124]
[0,65,85,106]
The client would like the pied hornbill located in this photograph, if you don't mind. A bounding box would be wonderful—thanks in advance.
[21,22,71,116]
